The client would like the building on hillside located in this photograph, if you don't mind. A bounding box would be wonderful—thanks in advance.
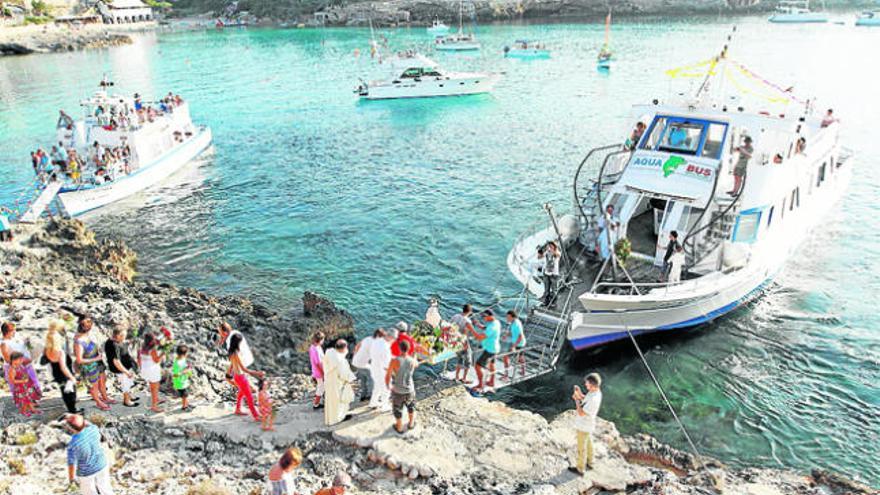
[96,0,153,23]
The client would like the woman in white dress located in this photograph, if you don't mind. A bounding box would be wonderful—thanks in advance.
[138,332,165,413]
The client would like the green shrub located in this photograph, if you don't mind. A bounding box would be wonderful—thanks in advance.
[14,431,37,446]
[7,458,26,476]
[23,15,52,24]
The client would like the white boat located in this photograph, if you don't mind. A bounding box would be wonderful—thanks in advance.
[434,1,481,51]
[597,10,613,69]
[355,52,499,100]
[504,40,551,59]
[855,11,880,26]
[427,19,450,36]
[507,47,853,350]
[768,0,828,23]
[30,79,212,218]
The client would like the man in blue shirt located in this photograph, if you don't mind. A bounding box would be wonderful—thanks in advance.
[66,414,115,495]
[503,310,527,380]
[472,310,501,392]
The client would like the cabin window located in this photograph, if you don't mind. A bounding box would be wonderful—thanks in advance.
[423,70,442,77]
[640,117,669,150]
[401,68,422,78]
[733,211,762,243]
[767,206,774,228]
[817,162,826,186]
[780,197,786,219]
[789,187,800,210]
[700,123,728,159]
[658,121,702,155]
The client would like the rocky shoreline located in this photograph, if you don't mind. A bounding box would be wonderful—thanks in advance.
[0,220,876,495]
[0,23,152,57]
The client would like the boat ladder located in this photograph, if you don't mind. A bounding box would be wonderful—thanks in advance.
[489,289,574,391]
[18,181,63,223]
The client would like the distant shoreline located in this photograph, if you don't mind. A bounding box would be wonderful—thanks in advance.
[0,22,155,57]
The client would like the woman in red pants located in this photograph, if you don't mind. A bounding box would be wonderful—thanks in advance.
[226,334,263,421]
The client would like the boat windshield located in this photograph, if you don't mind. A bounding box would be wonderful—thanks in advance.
[400,67,442,78]
[640,116,728,159]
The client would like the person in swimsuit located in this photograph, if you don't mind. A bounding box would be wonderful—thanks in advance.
[74,316,113,411]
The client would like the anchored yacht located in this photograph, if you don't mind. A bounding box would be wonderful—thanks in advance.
[434,0,480,52]
[769,0,828,23]
[356,52,499,100]
[19,79,212,220]
[507,46,853,350]
[427,19,450,36]
[856,11,880,26]
[504,40,551,59]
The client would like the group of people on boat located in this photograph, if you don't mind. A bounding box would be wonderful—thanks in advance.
[30,140,133,185]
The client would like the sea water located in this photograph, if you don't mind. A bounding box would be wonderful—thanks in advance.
[0,14,878,485]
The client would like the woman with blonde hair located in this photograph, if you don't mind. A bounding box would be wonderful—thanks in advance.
[44,319,81,414]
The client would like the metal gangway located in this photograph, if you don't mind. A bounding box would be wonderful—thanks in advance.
[486,289,575,391]
[17,181,63,223]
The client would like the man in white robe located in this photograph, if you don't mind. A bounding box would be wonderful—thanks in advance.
[323,339,356,426]
[369,329,396,410]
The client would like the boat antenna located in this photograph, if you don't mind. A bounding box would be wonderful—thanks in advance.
[695,26,736,101]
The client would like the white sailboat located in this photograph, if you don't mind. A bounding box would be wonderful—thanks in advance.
[427,18,450,36]
[769,0,828,23]
[23,78,212,219]
[507,39,853,350]
[434,0,480,52]
[356,51,499,100]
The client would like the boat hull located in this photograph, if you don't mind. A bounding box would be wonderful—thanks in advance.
[505,49,551,59]
[436,43,480,52]
[360,74,499,100]
[769,13,828,22]
[856,18,880,26]
[57,126,213,216]
[427,26,450,36]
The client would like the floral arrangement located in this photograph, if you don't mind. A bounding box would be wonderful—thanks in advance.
[614,237,632,266]
[159,326,175,354]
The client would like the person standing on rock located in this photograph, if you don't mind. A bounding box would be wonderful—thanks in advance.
[44,319,82,414]
[217,322,254,368]
[369,328,394,411]
[352,330,382,403]
[385,339,419,434]
[1,322,42,399]
[267,447,303,495]
[103,327,139,408]
[322,339,356,426]
[227,333,264,421]
[74,316,113,411]
[569,372,603,475]
[65,414,115,495]
[309,332,326,409]
[138,332,165,413]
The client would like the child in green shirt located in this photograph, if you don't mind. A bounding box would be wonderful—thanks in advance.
[171,344,194,411]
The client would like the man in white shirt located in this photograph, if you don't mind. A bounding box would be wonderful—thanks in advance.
[217,322,254,367]
[369,329,395,410]
[569,373,603,475]
[351,330,381,402]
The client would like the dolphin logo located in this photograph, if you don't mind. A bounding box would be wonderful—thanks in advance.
[662,156,686,177]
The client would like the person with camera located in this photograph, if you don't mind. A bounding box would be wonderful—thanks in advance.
[537,242,561,307]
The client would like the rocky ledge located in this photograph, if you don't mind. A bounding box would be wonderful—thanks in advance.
[0,23,147,57]
[0,220,876,495]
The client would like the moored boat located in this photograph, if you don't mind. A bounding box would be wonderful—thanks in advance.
[503,40,551,59]
[507,43,853,350]
[355,51,499,100]
[427,19,450,36]
[769,0,828,23]
[434,0,481,52]
[21,79,212,219]
[855,11,880,26]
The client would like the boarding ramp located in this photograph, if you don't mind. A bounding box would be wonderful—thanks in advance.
[18,181,63,223]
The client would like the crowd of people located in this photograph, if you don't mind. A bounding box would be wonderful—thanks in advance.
[30,140,133,185]
[0,300,605,494]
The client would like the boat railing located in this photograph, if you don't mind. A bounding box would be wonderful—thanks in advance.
[572,143,628,224]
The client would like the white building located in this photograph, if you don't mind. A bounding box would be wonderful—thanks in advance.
[96,0,153,24]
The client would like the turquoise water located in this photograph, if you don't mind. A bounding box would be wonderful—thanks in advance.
[1,15,878,486]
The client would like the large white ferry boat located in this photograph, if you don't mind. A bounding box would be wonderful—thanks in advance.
[507,45,853,350]
[20,79,212,220]
[356,52,499,100]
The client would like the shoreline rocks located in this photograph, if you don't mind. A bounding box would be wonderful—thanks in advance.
[0,220,876,494]
[0,23,153,57]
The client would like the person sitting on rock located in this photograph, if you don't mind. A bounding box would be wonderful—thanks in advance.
[267,447,302,495]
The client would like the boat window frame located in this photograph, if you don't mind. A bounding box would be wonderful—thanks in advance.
[732,208,763,244]
[639,115,729,159]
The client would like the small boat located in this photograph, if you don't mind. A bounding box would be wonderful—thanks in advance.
[768,0,828,23]
[434,0,481,51]
[597,10,613,69]
[503,40,551,59]
[23,78,212,218]
[507,42,853,350]
[355,51,499,100]
[855,11,880,26]
[427,18,450,36]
